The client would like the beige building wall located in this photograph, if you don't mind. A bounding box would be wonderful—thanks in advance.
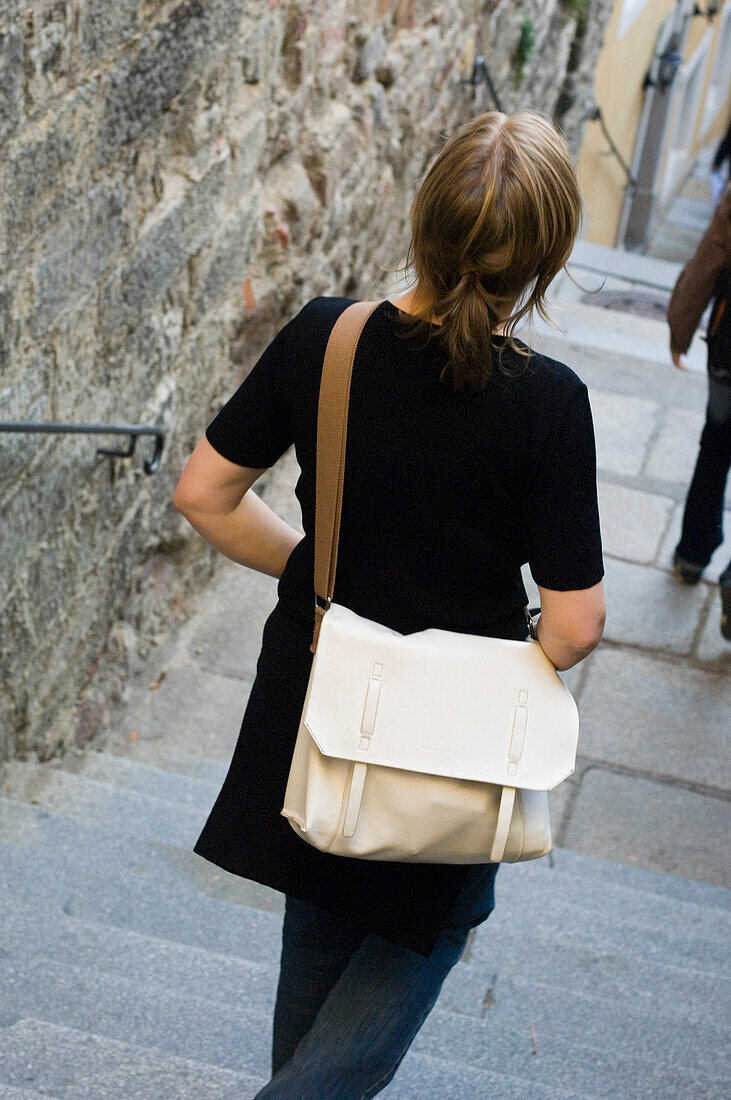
[578,0,731,247]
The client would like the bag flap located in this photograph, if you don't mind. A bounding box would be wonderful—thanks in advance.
[304,602,579,791]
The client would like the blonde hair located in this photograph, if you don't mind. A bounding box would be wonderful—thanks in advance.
[396,110,582,392]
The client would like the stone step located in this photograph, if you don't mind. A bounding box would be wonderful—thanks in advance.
[526,295,707,374]
[2,956,724,1100]
[0,1086,55,1100]
[567,239,683,291]
[0,796,727,975]
[46,745,731,914]
[126,749,229,786]
[1,761,206,848]
[381,1050,597,1099]
[3,770,729,953]
[531,846,731,912]
[54,749,222,810]
[0,891,725,1030]
[0,1019,266,1099]
[9,751,730,951]
[0,1022,599,1100]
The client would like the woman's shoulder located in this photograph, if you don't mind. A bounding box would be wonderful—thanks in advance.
[518,344,589,402]
[290,295,358,329]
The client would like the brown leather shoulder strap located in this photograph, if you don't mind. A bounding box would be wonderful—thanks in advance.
[311,300,381,652]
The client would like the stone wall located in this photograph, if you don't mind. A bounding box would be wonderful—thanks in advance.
[0,0,613,762]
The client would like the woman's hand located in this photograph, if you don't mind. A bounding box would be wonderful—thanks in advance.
[174,437,303,578]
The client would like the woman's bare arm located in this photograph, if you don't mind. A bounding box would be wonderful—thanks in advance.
[174,437,303,578]
[535,580,606,670]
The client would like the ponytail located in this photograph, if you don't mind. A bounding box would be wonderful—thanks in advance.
[395,111,582,392]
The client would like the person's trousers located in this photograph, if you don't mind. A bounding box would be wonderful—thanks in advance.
[676,371,731,583]
[253,862,499,1099]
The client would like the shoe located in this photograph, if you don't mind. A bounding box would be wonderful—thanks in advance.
[721,581,731,642]
[673,550,704,584]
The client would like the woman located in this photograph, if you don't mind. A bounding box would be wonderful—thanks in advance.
[174,110,606,1097]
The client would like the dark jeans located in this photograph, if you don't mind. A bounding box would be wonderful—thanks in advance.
[676,372,731,584]
[254,862,499,1099]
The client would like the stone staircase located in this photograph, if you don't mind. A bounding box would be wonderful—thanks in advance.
[3,200,728,1096]
[1,746,729,1099]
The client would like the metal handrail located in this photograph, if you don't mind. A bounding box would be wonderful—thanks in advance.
[583,105,637,191]
[0,421,165,474]
[459,55,504,112]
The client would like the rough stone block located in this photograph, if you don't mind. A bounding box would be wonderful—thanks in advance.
[598,481,674,565]
[101,155,228,347]
[0,349,53,496]
[601,556,706,654]
[588,388,660,476]
[238,12,284,87]
[78,0,138,65]
[578,646,730,788]
[0,438,75,609]
[354,25,387,82]
[189,202,260,325]
[0,286,12,373]
[98,0,245,162]
[3,81,100,255]
[230,109,266,184]
[563,767,731,887]
[34,181,127,335]
[0,23,24,145]
[23,0,73,110]
[644,404,706,484]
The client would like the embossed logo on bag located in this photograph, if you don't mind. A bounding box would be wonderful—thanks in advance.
[420,744,463,756]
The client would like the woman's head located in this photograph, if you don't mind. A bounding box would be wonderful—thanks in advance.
[397,110,582,391]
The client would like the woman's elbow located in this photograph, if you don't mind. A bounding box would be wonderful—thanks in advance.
[570,608,606,655]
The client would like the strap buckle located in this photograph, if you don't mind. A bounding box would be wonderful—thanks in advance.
[524,606,539,640]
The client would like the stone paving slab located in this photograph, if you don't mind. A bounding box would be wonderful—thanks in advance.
[577,647,730,789]
[643,404,706,483]
[586,389,660,476]
[601,557,708,654]
[597,482,674,564]
[102,662,249,763]
[186,566,279,682]
[696,597,731,666]
[655,500,731,584]
[563,768,731,887]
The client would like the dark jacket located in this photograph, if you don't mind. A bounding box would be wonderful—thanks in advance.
[667,187,731,355]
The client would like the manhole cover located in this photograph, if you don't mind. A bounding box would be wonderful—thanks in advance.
[581,290,669,321]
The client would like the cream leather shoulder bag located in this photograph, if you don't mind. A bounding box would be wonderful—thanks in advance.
[281,300,579,863]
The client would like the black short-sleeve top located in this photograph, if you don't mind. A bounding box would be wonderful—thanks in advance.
[206,297,604,639]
